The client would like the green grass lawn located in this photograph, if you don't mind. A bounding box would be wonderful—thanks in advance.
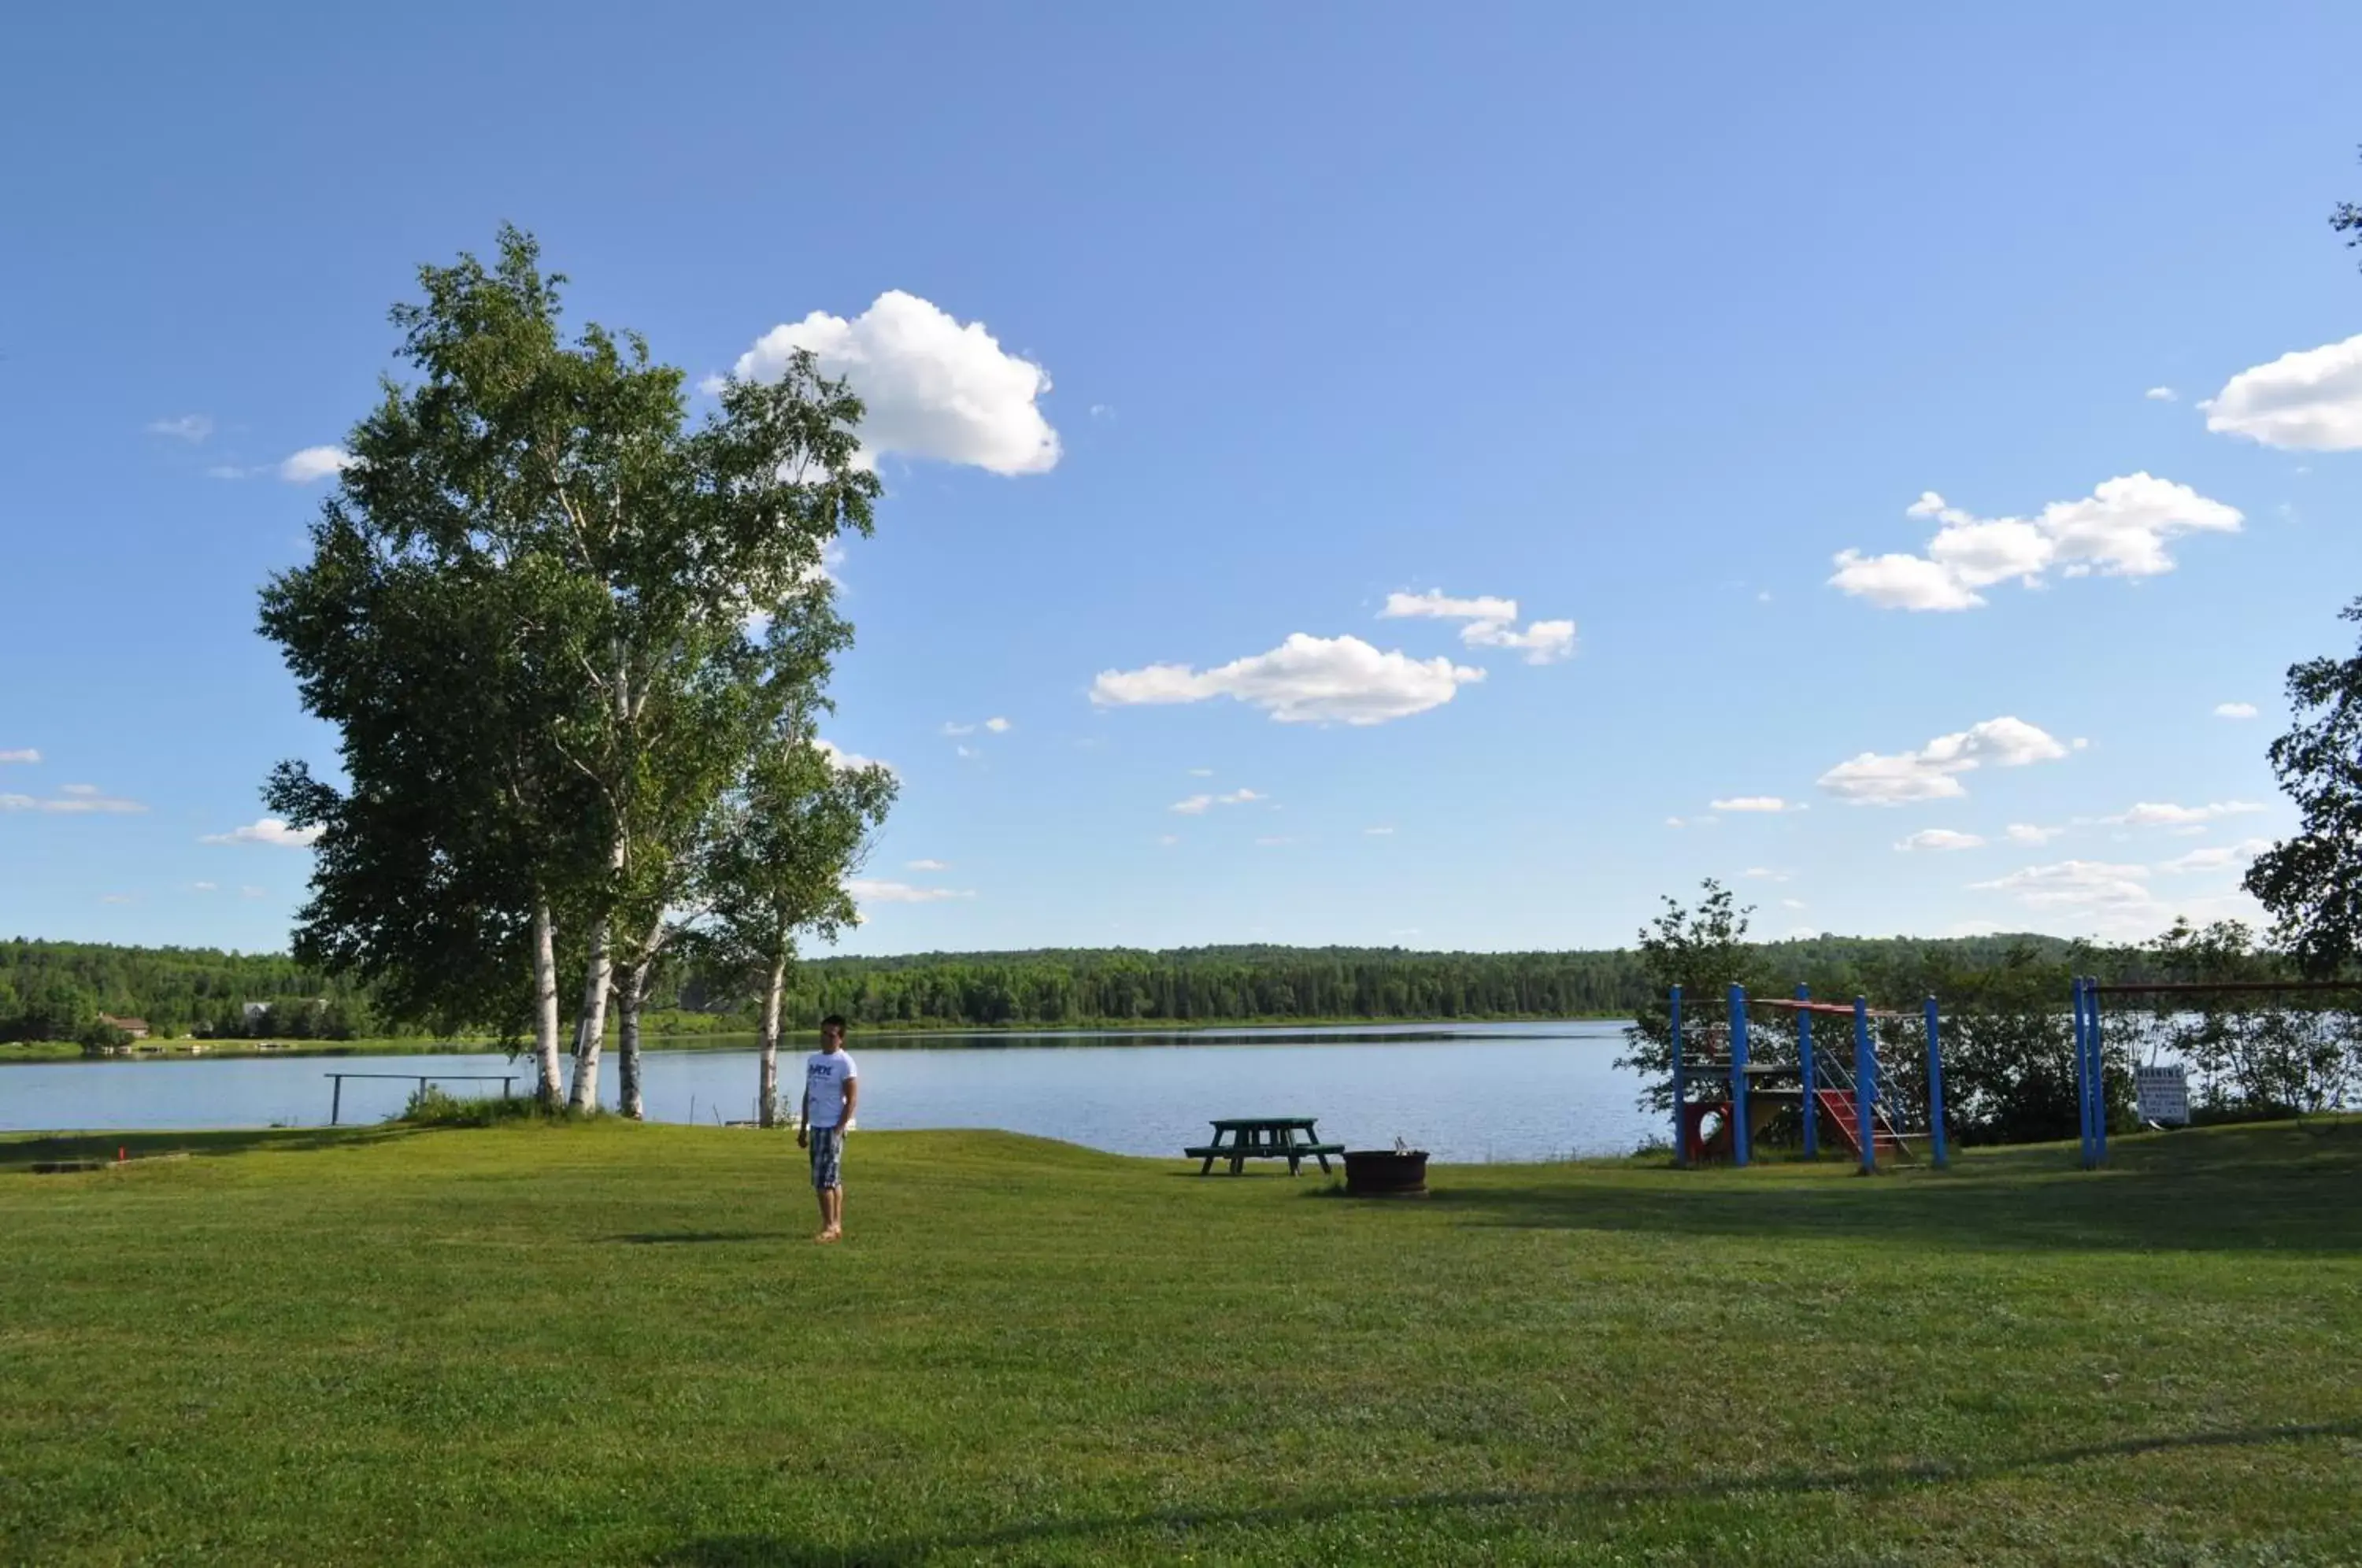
[2,1120,2358,1566]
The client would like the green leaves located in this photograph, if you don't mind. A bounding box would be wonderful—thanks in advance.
[2245,598,2362,975]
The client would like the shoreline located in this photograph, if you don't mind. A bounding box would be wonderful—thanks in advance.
[0,1012,1631,1064]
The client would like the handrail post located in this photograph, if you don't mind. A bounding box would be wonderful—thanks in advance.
[1853,997,1875,1174]
[329,1074,342,1127]
[1727,983,1750,1168]
[2072,977,2094,1169]
[2087,978,2108,1167]
[1923,994,1949,1170]
[1797,983,1817,1158]
[1669,986,1687,1168]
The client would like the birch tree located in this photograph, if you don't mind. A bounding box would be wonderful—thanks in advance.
[261,229,875,1105]
[701,722,895,1126]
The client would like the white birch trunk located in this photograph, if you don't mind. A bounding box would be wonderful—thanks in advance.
[617,958,649,1120]
[531,900,563,1106]
[566,913,615,1114]
[567,645,635,1114]
[757,948,787,1128]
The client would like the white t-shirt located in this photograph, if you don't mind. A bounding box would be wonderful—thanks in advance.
[804,1049,858,1129]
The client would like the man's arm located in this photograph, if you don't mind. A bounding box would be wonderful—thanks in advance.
[842,1072,859,1129]
[798,1078,811,1145]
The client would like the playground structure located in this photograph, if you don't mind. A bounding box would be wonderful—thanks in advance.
[1669,984,1949,1173]
[2073,975,2362,1169]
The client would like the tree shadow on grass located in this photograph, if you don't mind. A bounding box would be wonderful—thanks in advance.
[609,1230,788,1245]
[659,1416,2362,1566]
[1425,1121,2362,1256]
[0,1125,425,1170]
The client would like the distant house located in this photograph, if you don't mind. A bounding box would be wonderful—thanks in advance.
[242,1001,269,1023]
[98,1013,150,1041]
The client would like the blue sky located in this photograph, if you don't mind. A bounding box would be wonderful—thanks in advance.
[4,2,2361,956]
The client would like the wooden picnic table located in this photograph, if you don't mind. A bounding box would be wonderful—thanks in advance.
[1185,1116,1344,1176]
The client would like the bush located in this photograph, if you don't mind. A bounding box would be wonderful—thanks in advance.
[395,1084,544,1127]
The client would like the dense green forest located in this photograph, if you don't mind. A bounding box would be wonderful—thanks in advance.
[4,932,2082,1043]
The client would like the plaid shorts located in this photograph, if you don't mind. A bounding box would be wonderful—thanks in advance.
[807,1124,845,1190]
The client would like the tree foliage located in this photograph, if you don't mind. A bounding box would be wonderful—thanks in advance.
[257,227,873,1106]
[2244,598,2362,974]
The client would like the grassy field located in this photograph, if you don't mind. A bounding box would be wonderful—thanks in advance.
[2,1120,2357,1566]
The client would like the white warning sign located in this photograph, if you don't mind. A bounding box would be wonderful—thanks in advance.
[2135,1064,2190,1126]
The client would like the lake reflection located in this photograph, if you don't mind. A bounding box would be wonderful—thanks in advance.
[0,1020,1657,1163]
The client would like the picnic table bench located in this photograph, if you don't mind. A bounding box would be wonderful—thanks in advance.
[1185,1116,1345,1176]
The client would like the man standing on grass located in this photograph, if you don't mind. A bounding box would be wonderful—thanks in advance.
[797,1015,858,1243]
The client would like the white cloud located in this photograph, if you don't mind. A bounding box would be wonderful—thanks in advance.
[1156,834,1179,847]
[1897,829,1986,852]
[2213,702,2258,720]
[983,716,1012,734]
[200,816,321,847]
[941,722,975,736]
[1093,634,1484,726]
[2109,800,2265,827]
[191,881,219,893]
[1364,826,1395,836]
[814,738,894,775]
[61,783,98,796]
[1782,897,1808,911]
[719,290,1058,475]
[1171,786,1264,815]
[2006,823,2064,845]
[279,446,355,483]
[1381,590,1520,623]
[1664,816,1686,829]
[146,414,213,443]
[1711,797,1804,813]
[905,859,950,872]
[2145,386,2178,402]
[1972,859,2154,912]
[2158,838,2271,874]
[1831,475,2242,611]
[1379,590,1575,666]
[2,792,145,815]
[1819,716,2069,805]
[1462,616,1577,665]
[0,749,39,764]
[847,878,974,904]
[2202,333,2362,450]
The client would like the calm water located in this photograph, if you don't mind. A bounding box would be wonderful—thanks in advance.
[0,1021,1657,1163]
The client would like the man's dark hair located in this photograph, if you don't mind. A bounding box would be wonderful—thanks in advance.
[820,1014,847,1031]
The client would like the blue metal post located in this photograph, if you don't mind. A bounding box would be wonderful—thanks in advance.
[1797,983,1818,1158]
[1923,994,1949,1170]
[2071,977,2094,1169]
[1853,996,1876,1174]
[2088,980,2108,1167]
[1670,986,1686,1168]
[1727,983,1751,1167]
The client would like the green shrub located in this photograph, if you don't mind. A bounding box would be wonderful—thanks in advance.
[395,1084,544,1127]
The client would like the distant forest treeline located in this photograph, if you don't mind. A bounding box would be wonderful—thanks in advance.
[2,933,2086,1042]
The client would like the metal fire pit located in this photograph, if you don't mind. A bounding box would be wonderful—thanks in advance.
[1342,1148,1429,1197]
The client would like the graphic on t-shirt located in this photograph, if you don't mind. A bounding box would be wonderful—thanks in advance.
[804,1051,858,1128]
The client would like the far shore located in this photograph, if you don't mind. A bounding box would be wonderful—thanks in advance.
[0,1012,1629,1064]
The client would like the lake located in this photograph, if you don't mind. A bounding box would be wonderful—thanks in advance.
[0,1020,1658,1163]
